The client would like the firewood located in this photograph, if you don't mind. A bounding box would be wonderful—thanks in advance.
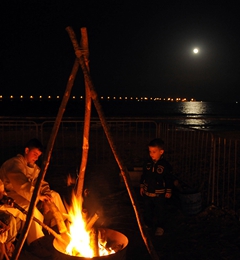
[90,227,99,257]
[86,213,99,231]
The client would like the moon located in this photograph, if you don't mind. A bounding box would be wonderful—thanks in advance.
[193,48,199,54]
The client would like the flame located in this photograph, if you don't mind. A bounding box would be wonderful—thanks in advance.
[66,174,76,187]
[66,194,93,257]
[65,193,115,257]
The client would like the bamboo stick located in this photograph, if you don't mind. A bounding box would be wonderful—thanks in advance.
[65,26,159,260]
[74,29,100,256]
[76,27,92,200]
[11,53,80,260]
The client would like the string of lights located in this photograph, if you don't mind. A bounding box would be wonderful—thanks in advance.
[0,95,195,102]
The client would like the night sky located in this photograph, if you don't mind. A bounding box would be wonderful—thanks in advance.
[1,1,240,101]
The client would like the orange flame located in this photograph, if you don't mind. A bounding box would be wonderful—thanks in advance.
[65,193,115,257]
[66,174,76,187]
[65,194,93,257]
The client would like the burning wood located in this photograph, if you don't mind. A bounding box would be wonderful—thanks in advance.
[87,213,100,256]
[49,187,126,259]
[89,227,99,257]
[62,193,97,257]
[86,213,99,232]
[53,228,128,260]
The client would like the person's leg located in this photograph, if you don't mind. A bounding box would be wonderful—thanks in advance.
[26,207,45,245]
[154,195,166,235]
[143,195,155,228]
[26,207,54,258]
[50,190,67,215]
[155,196,166,227]
[38,190,68,234]
[5,215,21,244]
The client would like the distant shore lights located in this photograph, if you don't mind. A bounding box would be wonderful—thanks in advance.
[0,95,196,102]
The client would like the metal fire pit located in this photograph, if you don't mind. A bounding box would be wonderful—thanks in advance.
[53,228,128,260]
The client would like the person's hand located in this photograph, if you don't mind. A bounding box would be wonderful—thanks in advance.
[165,192,172,199]
[140,187,145,196]
[39,194,52,202]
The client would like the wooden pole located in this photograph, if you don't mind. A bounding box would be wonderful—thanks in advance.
[75,27,92,200]
[11,55,80,260]
[76,28,100,257]
[65,26,159,260]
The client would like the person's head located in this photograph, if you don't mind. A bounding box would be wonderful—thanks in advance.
[23,138,44,165]
[148,138,165,161]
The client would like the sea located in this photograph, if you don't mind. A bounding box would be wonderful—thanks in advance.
[1,99,240,132]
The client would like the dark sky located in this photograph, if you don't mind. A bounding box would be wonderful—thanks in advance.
[1,0,240,101]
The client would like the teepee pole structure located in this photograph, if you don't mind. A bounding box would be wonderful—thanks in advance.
[66,26,159,260]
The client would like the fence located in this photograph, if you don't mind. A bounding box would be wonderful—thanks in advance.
[0,118,239,216]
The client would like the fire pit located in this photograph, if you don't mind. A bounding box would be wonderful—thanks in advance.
[53,228,128,260]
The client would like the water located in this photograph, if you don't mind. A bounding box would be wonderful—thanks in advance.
[1,99,240,131]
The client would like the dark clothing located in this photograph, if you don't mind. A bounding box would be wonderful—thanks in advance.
[140,157,173,195]
[140,157,173,228]
[142,194,166,228]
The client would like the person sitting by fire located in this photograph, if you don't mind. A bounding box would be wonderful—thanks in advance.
[140,138,173,236]
[0,138,68,257]
[0,179,22,259]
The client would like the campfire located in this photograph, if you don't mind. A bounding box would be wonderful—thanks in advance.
[53,192,128,259]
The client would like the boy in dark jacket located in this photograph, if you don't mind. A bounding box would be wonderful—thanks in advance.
[140,138,173,236]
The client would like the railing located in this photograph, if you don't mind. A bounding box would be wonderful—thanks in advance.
[0,120,39,162]
[0,118,239,216]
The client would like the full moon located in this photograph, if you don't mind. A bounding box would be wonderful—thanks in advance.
[193,48,199,54]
